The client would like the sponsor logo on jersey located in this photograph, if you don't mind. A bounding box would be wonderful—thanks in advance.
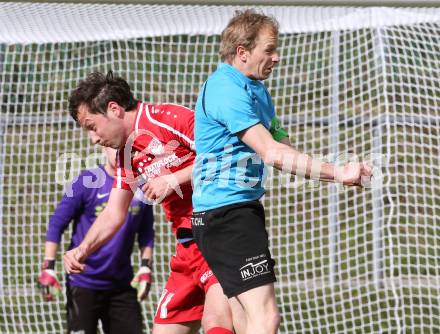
[147,138,164,155]
[144,153,179,177]
[123,128,193,200]
[96,192,109,199]
[239,258,270,281]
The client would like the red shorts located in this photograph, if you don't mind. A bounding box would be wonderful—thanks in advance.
[154,241,218,324]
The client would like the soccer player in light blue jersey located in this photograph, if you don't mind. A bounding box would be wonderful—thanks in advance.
[191,10,372,334]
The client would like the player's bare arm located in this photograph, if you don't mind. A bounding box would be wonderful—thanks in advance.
[63,188,133,273]
[238,123,372,186]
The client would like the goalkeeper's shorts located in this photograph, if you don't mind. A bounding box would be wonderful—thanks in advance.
[154,240,218,324]
[192,200,277,298]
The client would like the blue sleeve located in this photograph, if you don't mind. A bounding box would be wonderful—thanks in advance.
[210,81,261,134]
[137,204,155,249]
[45,173,85,244]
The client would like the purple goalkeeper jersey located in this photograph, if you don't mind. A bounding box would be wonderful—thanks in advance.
[46,165,154,290]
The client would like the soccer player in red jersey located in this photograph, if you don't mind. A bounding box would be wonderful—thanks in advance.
[64,71,233,334]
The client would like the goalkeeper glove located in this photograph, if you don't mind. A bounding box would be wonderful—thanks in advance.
[131,259,152,302]
[38,259,61,301]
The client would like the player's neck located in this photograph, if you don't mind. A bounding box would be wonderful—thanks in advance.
[103,163,115,178]
[123,110,138,138]
[229,58,253,80]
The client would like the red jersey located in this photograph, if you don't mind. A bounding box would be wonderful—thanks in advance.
[114,102,195,233]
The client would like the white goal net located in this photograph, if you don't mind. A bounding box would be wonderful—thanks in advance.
[1,3,440,333]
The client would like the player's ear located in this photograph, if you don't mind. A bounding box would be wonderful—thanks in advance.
[107,101,124,118]
[237,45,248,62]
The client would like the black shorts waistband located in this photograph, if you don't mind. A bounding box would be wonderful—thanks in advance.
[193,200,262,215]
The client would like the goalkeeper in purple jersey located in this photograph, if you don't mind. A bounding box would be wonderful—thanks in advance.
[38,147,154,334]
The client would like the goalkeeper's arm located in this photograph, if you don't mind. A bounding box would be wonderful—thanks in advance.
[132,201,155,301]
[39,178,84,301]
[38,241,61,301]
[131,246,153,301]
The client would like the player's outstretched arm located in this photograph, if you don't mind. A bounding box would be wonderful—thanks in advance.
[63,188,134,274]
[238,123,372,186]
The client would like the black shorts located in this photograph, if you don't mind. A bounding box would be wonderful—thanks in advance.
[66,285,143,334]
[192,200,276,298]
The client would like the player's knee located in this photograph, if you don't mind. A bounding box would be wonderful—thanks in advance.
[252,309,280,334]
[268,310,281,331]
[265,310,281,331]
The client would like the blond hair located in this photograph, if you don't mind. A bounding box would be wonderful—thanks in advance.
[219,9,279,63]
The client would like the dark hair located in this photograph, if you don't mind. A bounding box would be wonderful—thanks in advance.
[220,9,279,63]
[69,71,138,122]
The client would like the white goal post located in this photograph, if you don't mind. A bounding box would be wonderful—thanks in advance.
[1,3,440,333]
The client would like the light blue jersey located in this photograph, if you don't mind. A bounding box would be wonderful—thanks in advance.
[192,63,275,212]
